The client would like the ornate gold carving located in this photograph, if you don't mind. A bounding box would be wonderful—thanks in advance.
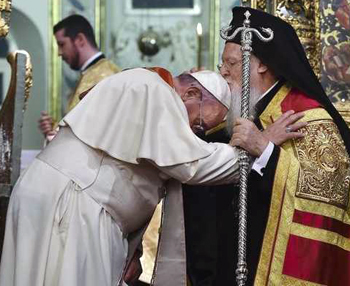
[294,120,350,209]
[0,0,11,37]
[22,51,33,111]
[0,50,32,184]
[6,51,32,111]
[209,0,221,71]
[241,1,321,76]
[275,0,321,77]
[320,1,350,101]
[256,0,267,11]
[249,0,267,11]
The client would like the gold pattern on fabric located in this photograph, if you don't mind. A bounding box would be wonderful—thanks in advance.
[291,222,350,251]
[259,84,291,127]
[254,84,350,285]
[268,153,300,286]
[255,84,295,285]
[254,148,297,286]
[67,59,120,112]
[295,197,350,224]
[294,120,350,209]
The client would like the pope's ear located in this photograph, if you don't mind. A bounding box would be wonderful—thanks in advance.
[182,86,202,101]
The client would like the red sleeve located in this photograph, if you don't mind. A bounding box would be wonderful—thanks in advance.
[281,87,321,113]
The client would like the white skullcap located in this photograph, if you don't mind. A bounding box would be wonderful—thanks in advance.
[190,70,231,109]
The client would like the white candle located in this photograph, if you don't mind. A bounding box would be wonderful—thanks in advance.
[196,22,203,69]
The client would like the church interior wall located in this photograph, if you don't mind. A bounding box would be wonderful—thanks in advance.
[9,0,49,150]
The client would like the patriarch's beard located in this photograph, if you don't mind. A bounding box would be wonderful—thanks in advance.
[226,85,261,136]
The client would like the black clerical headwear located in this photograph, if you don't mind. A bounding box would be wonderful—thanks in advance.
[223,6,350,155]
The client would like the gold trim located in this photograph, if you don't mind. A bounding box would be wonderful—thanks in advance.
[205,121,226,136]
[251,0,257,9]
[267,145,300,285]
[21,50,33,110]
[314,0,321,77]
[295,197,350,226]
[254,149,292,285]
[256,83,299,284]
[209,0,220,71]
[291,223,350,251]
[49,0,62,122]
[260,84,291,125]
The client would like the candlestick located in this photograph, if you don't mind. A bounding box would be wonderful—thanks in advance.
[196,22,203,70]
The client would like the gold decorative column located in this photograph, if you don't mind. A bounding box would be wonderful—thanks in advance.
[49,0,62,123]
[0,0,12,37]
[274,0,321,77]
[208,0,221,71]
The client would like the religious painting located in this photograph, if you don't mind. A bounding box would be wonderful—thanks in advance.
[240,0,350,120]
[320,0,350,102]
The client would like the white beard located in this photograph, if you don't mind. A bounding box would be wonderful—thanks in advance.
[226,86,261,136]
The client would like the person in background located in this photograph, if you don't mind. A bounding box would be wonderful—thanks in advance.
[38,14,120,142]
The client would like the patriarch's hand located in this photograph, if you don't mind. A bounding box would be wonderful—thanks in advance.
[263,110,307,145]
[229,110,307,157]
[229,118,268,157]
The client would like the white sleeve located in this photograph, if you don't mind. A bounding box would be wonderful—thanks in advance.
[156,142,240,186]
[252,141,274,176]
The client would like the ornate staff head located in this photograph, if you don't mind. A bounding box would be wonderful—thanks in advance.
[0,0,12,37]
[220,9,273,120]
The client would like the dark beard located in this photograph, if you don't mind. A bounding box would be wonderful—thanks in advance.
[69,47,81,71]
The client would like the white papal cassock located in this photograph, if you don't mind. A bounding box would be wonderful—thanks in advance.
[0,68,239,286]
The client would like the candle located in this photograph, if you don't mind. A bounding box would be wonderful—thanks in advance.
[196,22,203,70]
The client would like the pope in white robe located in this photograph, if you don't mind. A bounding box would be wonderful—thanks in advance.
[0,68,242,286]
